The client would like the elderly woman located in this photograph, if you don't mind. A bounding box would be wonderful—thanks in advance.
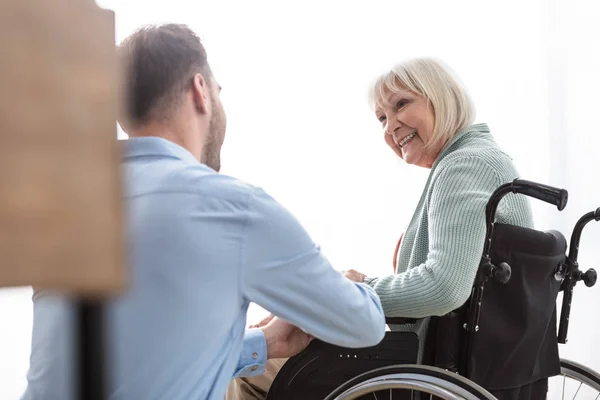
[349,56,533,329]
[227,57,537,399]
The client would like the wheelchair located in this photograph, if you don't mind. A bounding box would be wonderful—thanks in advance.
[265,179,600,399]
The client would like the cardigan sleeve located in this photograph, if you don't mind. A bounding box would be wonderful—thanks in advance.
[365,155,505,318]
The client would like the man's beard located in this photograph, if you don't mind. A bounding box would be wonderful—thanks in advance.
[202,101,225,172]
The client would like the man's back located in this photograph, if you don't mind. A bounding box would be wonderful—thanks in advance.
[108,137,258,399]
[22,137,385,400]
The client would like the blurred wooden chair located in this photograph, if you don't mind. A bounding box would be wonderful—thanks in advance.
[0,1,125,399]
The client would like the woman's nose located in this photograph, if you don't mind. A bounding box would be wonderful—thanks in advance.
[386,120,401,136]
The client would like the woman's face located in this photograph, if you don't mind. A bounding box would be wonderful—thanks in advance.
[375,86,438,169]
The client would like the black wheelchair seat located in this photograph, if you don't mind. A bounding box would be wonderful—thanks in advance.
[266,332,418,400]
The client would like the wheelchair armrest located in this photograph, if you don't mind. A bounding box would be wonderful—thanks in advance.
[386,317,418,325]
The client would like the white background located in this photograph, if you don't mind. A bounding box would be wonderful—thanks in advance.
[1,0,599,398]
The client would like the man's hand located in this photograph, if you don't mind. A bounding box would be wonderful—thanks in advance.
[343,269,367,283]
[261,317,313,359]
[249,313,275,329]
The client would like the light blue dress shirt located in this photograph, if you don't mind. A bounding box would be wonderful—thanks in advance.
[21,137,385,400]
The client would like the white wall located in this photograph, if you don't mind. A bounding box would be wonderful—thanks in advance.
[1,0,599,398]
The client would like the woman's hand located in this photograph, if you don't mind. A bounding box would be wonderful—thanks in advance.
[343,269,367,283]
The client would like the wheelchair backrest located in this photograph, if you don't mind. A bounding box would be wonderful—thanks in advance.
[428,223,567,391]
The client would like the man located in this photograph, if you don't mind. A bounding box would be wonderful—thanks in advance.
[21,23,385,400]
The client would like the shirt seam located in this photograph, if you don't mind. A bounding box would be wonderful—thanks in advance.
[125,190,250,206]
[238,188,256,303]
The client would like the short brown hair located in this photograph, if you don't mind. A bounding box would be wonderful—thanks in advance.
[117,23,212,128]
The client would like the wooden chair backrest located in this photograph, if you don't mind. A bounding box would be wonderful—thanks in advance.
[0,0,125,297]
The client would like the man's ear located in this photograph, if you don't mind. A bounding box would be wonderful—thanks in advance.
[191,73,210,115]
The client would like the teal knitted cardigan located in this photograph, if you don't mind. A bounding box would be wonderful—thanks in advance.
[365,123,533,356]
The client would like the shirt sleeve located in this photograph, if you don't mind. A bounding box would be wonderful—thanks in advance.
[232,329,268,378]
[365,156,504,318]
[241,187,386,349]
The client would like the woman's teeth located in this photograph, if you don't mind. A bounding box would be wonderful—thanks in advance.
[398,132,417,147]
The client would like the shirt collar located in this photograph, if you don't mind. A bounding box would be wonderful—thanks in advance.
[122,137,202,166]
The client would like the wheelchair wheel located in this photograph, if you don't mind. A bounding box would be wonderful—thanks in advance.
[324,364,496,400]
[547,358,600,399]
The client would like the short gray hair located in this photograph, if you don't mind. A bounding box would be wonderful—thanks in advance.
[370,57,475,151]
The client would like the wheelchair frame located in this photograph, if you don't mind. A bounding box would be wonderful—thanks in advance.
[461,179,597,379]
[266,178,600,400]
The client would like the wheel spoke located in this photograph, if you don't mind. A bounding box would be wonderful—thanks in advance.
[571,381,582,399]
[550,362,600,400]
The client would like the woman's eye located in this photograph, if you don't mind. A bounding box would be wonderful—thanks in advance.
[396,99,409,109]
[378,115,386,123]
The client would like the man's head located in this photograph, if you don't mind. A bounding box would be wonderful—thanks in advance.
[117,24,226,171]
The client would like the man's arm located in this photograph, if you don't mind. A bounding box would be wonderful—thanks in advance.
[241,187,385,349]
[232,329,268,378]
[233,318,313,378]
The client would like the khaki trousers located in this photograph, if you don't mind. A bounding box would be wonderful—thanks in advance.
[225,358,287,400]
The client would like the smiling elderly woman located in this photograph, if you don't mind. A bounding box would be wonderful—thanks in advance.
[356,57,534,320]
[344,57,544,398]
[227,58,539,399]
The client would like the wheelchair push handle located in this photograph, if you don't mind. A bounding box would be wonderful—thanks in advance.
[511,179,568,211]
[485,179,568,230]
